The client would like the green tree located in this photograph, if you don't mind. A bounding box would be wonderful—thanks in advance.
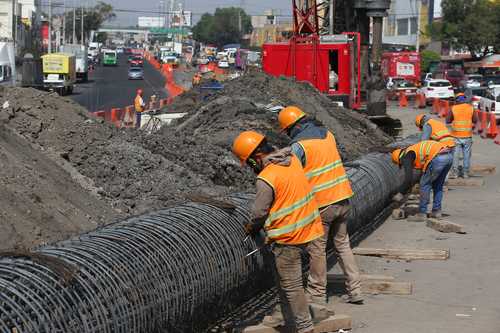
[420,50,441,72]
[428,0,499,57]
[192,7,252,47]
[64,1,115,43]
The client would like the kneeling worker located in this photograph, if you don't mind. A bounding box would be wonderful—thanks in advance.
[278,106,363,305]
[232,131,327,333]
[391,140,453,221]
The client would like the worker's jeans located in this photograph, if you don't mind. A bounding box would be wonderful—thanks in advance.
[419,152,453,214]
[135,112,142,129]
[272,237,325,333]
[452,137,473,176]
[308,202,361,298]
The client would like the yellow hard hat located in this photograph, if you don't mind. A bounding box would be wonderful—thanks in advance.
[391,149,403,165]
[415,114,425,128]
[278,106,306,130]
[232,131,265,165]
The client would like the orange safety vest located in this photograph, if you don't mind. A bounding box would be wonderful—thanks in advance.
[427,119,455,148]
[406,140,448,171]
[258,155,324,245]
[134,95,144,113]
[297,131,353,208]
[451,103,474,138]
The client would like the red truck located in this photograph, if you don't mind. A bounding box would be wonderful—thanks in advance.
[381,51,421,84]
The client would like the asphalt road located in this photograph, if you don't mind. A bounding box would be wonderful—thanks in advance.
[70,54,168,112]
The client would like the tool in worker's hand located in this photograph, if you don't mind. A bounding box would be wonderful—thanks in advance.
[245,246,265,258]
[186,194,236,213]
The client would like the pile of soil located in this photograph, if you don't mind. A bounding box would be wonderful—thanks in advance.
[0,71,392,249]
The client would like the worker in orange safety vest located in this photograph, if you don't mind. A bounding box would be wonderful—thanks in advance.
[446,93,478,178]
[278,106,363,307]
[392,140,453,221]
[134,88,146,129]
[415,114,455,148]
[232,131,327,333]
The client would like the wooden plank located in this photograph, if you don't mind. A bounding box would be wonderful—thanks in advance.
[426,218,465,234]
[446,178,484,187]
[361,281,412,295]
[470,164,496,176]
[242,315,352,333]
[353,247,450,260]
[327,273,395,283]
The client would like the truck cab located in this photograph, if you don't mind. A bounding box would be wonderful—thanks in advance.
[41,53,76,95]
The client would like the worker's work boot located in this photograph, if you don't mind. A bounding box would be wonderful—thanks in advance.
[307,295,329,323]
[407,213,427,222]
[430,211,443,220]
[341,293,364,304]
[261,307,285,328]
[463,173,470,179]
[448,172,458,179]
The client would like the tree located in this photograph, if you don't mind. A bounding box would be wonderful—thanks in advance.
[428,0,499,57]
[64,1,115,43]
[420,50,441,73]
[192,7,252,47]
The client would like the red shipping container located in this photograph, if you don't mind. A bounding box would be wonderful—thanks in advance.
[381,51,421,84]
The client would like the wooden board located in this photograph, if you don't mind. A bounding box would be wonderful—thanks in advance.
[327,274,411,295]
[426,218,465,234]
[242,314,352,333]
[327,273,395,283]
[446,178,484,187]
[353,247,450,260]
[470,165,496,176]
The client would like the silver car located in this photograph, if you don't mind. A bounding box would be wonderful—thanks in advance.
[128,66,144,80]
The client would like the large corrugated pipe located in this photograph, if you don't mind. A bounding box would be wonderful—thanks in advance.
[0,146,416,332]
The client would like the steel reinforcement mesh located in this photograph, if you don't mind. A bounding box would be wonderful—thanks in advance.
[0,146,416,332]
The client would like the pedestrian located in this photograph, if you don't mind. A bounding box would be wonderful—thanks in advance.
[391,140,453,221]
[134,88,146,129]
[446,93,477,178]
[278,106,363,305]
[415,114,455,149]
[232,131,327,333]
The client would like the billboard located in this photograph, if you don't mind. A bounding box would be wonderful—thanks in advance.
[138,16,166,28]
[171,11,192,27]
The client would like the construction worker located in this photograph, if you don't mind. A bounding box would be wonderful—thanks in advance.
[415,114,455,149]
[278,106,363,305]
[192,72,202,86]
[446,93,478,178]
[134,88,146,129]
[391,140,453,221]
[232,131,327,333]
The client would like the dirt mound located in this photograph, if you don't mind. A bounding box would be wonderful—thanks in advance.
[152,71,392,191]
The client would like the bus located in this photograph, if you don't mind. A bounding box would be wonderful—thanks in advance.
[103,50,118,66]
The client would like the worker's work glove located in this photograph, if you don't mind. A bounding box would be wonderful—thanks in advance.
[244,222,261,237]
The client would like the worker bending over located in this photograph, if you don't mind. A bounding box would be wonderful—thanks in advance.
[446,93,477,179]
[415,114,455,149]
[392,140,453,221]
[232,131,327,333]
[134,89,146,129]
[279,106,363,305]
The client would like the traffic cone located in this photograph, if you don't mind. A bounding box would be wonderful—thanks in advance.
[494,133,500,145]
[432,98,440,114]
[480,111,489,138]
[399,91,408,107]
[473,109,481,135]
[487,113,498,138]
[419,93,426,109]
[439,100,450,118]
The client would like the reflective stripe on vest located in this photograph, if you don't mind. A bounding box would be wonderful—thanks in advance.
[451,104,473,138]
[298,131,353,208]
[257,155,324,245]
[407,140,447,171]
[427,119,455,148]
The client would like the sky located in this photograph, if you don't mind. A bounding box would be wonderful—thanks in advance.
[82,0,292,27]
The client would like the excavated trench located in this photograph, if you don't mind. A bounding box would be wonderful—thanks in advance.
[0,136,417,333]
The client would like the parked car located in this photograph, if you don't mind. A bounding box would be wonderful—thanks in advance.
[387,77,417,100]
[482,75,500,88]
[418,79,455,104]
[116,47,124,54]
[464,87,488,109]
[479,86,500,117]
[218,59,229,68]
[128,66,144,80]
[130,56,144,67]
[196,57,209,65]
[461,74,483,89]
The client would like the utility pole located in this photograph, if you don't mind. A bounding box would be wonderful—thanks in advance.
[81,5,84,44]
[73,1,76,44]
[329,0,335,34]
[62,0,66,45]
[12,0,16,47]
[48,0,52,53]
[415,0,421,51]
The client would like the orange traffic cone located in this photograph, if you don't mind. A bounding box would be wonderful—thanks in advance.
[399,91,408,107]
[432,98,440,114]
[487,113,498,138]
[480,111,489,138]
[494,133,500,145]
[439,100,450,118]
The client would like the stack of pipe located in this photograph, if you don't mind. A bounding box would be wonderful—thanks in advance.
[0,147,415,332]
